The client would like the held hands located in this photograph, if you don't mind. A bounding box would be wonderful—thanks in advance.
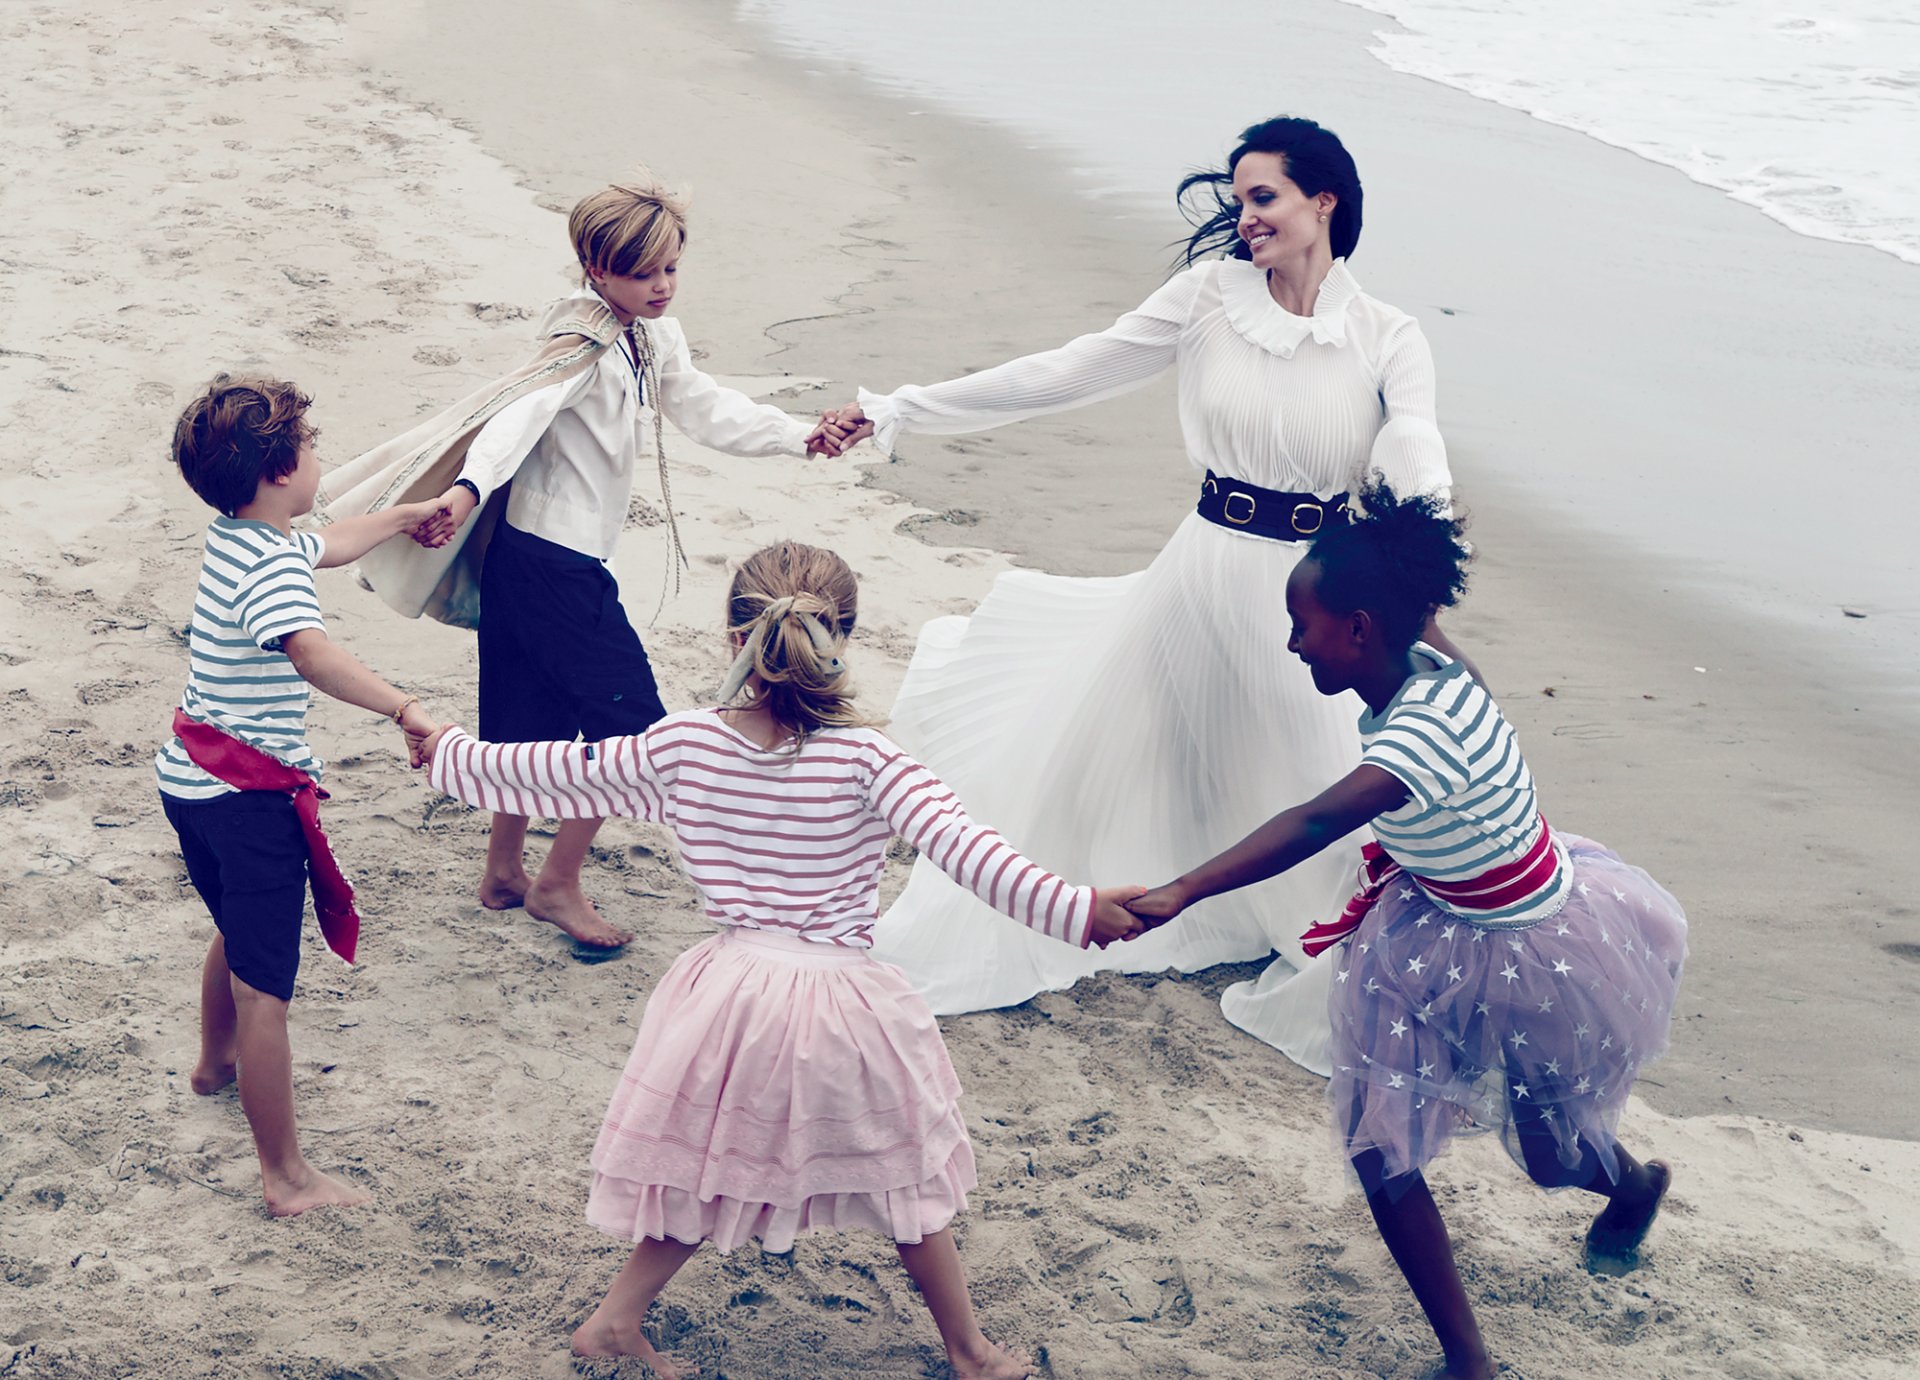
[409,722,454,769]
[803,405,875,459]
[1087,885,1151,949]
[1123,882,1191,929]
[408,485,481,548]
[395,701,442,769]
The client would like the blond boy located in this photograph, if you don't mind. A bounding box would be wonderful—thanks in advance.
[415,178,849,948]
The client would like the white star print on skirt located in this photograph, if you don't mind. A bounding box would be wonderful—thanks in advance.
[1329,834,1687,1184]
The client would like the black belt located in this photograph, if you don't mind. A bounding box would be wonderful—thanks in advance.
[1196,471,1349,541]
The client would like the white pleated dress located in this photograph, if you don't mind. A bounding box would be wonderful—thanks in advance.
[860,258,1452,1075]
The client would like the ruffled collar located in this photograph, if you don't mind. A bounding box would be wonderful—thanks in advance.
[1217,257,1360,357]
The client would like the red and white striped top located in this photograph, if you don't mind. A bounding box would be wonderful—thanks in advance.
[428,710,1093,949]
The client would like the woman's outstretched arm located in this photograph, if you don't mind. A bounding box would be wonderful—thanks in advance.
[845,266,1206,453]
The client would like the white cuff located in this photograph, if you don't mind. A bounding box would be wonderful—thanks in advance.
[856,388,903,457]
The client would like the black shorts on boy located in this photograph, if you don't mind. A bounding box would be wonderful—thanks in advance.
[162,790,310,1002]
[477,519,668,746]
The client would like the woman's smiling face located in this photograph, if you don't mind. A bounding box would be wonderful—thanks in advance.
[1232,152,1333,270]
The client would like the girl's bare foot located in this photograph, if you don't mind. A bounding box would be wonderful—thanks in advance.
[1586,1159,1672,1264]
[190,1058,236,1095]
[478,868,532,911]
[571,1306,695,1377]
[261,1163,371,1218]
[526,877,632,948]
[949,1337,1035,1380]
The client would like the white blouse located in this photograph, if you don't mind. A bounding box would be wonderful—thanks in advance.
[859,259,1449,501]
[459,289,812,560]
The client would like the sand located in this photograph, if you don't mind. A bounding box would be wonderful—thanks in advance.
[1,1,1916,1377]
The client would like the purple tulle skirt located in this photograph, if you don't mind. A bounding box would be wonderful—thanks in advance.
[1327,835,1687,1185]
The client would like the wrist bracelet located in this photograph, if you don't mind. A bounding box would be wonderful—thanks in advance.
[391,695,419,724]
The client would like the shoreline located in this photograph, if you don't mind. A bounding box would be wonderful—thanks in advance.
[2,2,1917,1375]
[352,0,1920,1141]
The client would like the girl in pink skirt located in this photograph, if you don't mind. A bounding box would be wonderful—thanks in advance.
[1128,484,1687,1380]
[420,541,1146,1378]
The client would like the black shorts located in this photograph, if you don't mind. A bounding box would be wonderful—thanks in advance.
[162,790,310,1002]
[478,520,667,745]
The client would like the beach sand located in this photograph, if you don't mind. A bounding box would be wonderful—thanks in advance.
[2,1,1916,1376]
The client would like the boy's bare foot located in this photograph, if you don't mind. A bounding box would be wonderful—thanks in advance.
[478,868,532,911]
[261,1163,372,1218]
[1586,1159,1672,1265]
[190,1059,236,1095]
[526,877,632,948]
[949,1337,1036,1380]
[571,1308,695,1376]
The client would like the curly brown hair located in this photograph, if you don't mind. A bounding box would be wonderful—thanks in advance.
[171,374,316,516]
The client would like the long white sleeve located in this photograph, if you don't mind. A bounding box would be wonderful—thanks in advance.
[857,266,1204,454]
[455,368,597,507]
[429,727,667,823]
[1366,318,1451,498]
[862,740,1093,948]
[653,321,811,458]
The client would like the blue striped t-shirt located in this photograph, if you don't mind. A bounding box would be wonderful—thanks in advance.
[154,518,328,800]
[1359,643,1570,924]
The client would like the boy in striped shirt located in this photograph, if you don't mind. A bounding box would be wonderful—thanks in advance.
[157,375,445,1217]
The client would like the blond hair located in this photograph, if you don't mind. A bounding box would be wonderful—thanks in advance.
[724,543,869,738]
[569,173,688,284]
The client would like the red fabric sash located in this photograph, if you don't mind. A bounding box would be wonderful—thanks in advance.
[1301,817,1559,958]
[171,709,359,964]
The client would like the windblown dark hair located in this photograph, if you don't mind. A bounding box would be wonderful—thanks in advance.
[171,374,316,517]
[1307,481,1470,649]
[1176,116,1364,267]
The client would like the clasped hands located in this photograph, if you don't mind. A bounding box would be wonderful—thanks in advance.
[1086,882,1192,949]
[804,404,875,459]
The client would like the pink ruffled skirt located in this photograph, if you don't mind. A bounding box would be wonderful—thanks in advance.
[584,926,975,1254]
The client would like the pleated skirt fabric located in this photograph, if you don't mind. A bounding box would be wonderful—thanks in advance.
[584,927,975,1254]
[871,512,1364,1074]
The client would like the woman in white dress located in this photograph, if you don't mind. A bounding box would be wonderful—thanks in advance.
[837,117,1464,1074]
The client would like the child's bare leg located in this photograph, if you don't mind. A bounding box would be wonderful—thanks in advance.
[1509,1104,1672,1261]
[1584,1149,1672,1261]
[192,935,238,1094]
[480,811,534,910]
[896,1228,1035,1380]
[229,975,369,1217]
[525,815,632,948]
[1354,1152,1492,1380]
[572,1236,701,1373]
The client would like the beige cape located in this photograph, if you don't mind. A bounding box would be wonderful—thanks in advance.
[314,296,624,629]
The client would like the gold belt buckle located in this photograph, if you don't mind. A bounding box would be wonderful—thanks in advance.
[1224,491,1256,525]
[1291,502,1324,535]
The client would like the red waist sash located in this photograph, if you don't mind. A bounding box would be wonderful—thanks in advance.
[1300,817,1560,958]
[171,709,359,964]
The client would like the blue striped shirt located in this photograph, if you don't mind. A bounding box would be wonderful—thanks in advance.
[154,518,328,800]
[1360,644,1570,924]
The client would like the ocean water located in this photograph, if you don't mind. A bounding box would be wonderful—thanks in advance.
[739,0,1920,263]
[735,0,1920,684]
[1342,0,1920,266]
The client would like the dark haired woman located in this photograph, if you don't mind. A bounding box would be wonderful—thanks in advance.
[1126,484,1685,1378]
[835,117,1465,1072]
